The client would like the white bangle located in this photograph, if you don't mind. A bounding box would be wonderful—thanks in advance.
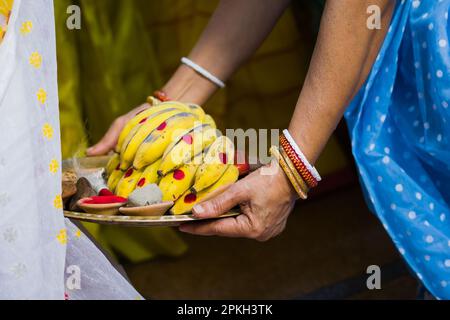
[283,129,322,182]
[181,57,226,89]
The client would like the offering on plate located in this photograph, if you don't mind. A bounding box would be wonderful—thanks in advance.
[127,184,163,207]
[63,98,250,217]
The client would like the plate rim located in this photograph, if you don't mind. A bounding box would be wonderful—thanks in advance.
[64,210,240,226]
[62,156,241,226]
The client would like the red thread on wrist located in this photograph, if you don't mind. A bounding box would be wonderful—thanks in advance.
[280,135,318,188]
[154,90,171,102]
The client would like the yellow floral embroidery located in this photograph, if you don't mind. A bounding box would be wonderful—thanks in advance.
[20,21,32,35]
[42,123,54,140]
[74,229,82,238]
[29,52,42,68]
[54,195,63,209]
[49,159,59,174]
[57,229,67,245]
[37,88,47,104]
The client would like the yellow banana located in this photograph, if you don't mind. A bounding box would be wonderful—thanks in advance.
[135,158,162,189]
[170,165,239,215]
[133,112,199,170]
[106,153,120,176]
[187,104,206,121]
[203,114,217,129]
[158,124,217,176]
[191,136,235,194]
[115,101,190,153]
[120,106,182,156]
[115,167,144,198]
[107,168,125,194]
[119,108,186,170]
[158,157,200,202]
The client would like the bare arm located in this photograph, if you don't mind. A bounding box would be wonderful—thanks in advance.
[163,0,292,104]
[290,0,395,164]
[87,0,291,155]
[182,0,395,241]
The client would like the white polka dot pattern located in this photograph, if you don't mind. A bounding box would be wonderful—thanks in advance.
[344,0,450,299]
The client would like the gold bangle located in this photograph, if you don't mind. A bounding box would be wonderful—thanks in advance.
[270,146,308,200]
[146,96,162,106]
[279,147,310,195]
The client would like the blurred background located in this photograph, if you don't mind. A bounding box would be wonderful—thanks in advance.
[55,0,418,299]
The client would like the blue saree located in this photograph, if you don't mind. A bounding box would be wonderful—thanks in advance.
[345,0,450,299]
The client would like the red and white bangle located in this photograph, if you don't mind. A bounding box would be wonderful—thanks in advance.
[281,129,322,184]
[280,136,318,189]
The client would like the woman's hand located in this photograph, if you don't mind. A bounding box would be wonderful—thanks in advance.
[86,103,151,156]
[179,161,297,242]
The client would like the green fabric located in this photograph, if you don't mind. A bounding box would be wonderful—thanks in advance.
[55,0,188,263]
[54,0,346,263]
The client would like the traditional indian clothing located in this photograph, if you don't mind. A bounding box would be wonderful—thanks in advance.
[346,0,450,299]
[0,0,141,299]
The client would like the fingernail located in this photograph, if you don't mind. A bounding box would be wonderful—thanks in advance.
[86,147,94,153]
[193,204,205,215]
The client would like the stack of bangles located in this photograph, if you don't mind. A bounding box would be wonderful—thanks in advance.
[270,130,322,200]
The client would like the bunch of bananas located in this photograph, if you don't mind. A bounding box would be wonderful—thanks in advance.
[105,98,239,215]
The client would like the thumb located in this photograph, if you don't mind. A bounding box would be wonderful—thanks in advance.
[86,120,123,156]
[192,183,246,219]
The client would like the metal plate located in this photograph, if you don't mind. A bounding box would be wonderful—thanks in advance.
[64,210,240,227]
[63,156,241,227]
[62,155,111,172]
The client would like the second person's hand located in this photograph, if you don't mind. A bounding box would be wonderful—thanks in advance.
[179,161,298,242]
[86,103,151,156]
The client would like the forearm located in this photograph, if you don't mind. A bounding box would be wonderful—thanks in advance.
[289,0,395,164]
[163,0,291,105]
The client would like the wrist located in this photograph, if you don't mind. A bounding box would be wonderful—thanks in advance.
[276,166,300,202]
[162,64,218,105]
[287,124,319,166]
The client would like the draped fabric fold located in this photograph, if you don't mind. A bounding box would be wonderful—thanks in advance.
[346,0,450,299]
[0,0,141,300]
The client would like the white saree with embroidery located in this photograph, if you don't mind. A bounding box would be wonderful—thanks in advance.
[0,0,141,299]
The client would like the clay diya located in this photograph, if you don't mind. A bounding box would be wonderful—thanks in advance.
[119,202,174,217]
[77,196,128,216]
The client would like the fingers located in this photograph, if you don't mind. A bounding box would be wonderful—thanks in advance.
[179,214,277,241]
[87,104,151,157]
[86,118,124,156]
[192,183,247,219]
[179,215,250,238]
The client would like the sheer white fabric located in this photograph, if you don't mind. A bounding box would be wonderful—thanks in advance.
[0,0,142,300]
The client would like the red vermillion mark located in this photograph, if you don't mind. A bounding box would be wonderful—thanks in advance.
[184,193,197,204]
[124,168,134,178]
[173,169,186,181]
[137,178,146,187]
[183,134,194,145]
[139,117,148,124]
[157,122,167,131]
[219,153,228,164]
